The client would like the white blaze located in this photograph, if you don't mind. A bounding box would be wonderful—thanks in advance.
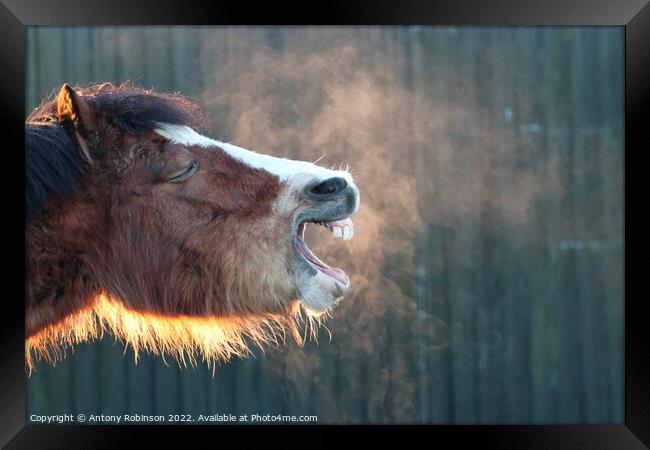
[154,123,354,184]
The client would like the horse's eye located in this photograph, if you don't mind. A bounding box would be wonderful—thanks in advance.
[167,160,198,183]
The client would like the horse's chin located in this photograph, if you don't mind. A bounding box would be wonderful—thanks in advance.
[297,270,350,315]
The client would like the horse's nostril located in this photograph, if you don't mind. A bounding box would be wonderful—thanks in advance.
[307,177,348,199]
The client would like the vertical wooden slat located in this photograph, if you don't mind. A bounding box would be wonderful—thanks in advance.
[528,29,546,422]
[409,24,430,424]
[382,25,399,424]
[475,26,495,423]
[599,26,624,423]
[554,27,582,423]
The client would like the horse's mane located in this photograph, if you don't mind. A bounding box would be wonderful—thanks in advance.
[25,82,206,218]
[25,122,82,218]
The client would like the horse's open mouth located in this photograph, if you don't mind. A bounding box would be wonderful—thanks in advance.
[296,217,353,296]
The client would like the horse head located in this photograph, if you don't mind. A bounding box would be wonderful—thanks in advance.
[25,83,360,371]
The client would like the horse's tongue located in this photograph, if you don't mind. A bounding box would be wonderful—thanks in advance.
[314,267,350,297]
[319,266,349,285]
[326,217,354,240]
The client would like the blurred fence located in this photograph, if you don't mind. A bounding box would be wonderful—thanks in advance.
[26,26,624,424]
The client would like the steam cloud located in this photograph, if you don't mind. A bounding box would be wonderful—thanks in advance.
[192,27,563,422]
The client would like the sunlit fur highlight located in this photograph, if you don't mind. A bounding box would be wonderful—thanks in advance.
[25,293,328,375]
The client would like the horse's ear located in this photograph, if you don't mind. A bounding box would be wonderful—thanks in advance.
[55,84,96,162]
[55,84,96,135]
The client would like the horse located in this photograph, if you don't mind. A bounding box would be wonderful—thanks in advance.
[25,82,360,373]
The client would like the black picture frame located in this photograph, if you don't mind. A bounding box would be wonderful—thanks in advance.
[1,1,646,447]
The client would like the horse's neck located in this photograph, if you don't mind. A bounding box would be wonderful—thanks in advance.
[25,218,97,337]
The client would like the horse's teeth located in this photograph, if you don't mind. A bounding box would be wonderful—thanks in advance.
[326,218,354,240]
